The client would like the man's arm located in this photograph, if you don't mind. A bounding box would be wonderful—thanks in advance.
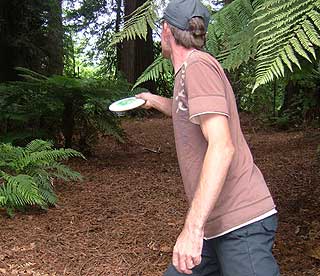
[136,92,173,117]
[172,113,235,274]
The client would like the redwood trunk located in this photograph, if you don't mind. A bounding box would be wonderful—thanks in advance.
[47,0,64,75]
[120,0,155,91]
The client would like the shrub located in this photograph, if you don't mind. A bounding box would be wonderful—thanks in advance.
[0,68,130,151]
[0,139,84,217]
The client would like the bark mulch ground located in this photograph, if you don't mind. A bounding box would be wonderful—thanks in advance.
[0,114,319,276]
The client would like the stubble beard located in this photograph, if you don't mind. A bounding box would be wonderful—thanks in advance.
[161,43,171,60]
[162,49,170,59]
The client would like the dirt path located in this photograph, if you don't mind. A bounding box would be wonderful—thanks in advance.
[0,115,319,275]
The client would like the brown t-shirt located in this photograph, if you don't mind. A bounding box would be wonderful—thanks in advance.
[172,50,275,238]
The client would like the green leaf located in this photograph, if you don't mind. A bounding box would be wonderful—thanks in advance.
[109,0,157,48]
[132,55,173,90]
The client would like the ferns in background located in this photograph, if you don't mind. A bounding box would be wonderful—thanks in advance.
[109,0,157,48]
[208,0,256,70]
[252,0,320,90]
[132,55,173,90]
[0,68,130,150]
[0,139,84,216]
[207,0,320,90]
[110,0,320,92]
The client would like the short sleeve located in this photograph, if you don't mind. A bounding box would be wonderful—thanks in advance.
[185,59,229,124]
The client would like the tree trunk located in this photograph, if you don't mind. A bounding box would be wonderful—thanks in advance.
[0,0,25,81]
[121,0,136,84]
[47,0,64,75]
[224,0,233,4]
[280,80,299,114]
[0,0,47,81]
[0,0,11,81]
[115,0,122,75]
[62,98,75,148]
[120,0,155,91]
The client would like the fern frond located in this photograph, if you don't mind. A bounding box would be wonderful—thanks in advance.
[0,139,84,215]
[109,0,157,48]
[14,149,83,172]
[296,28,317,59]
[95,116,124,142]
[254,0,314,35]
[49,162,82,181]
[132,55,173,90]
[38,187,56,206]
[31,148,84,163]
[34,174,56,206]
[207,0,256,70]
[25,139,54,153]
[0,172,45,208]
[15,67,48,81]
[0,144,25,171]
[302,19,320,47]
[253,0,320,90]
[0,195,7,206]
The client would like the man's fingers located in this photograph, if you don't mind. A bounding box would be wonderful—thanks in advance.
[178,254,192,275]
[173,251,193,275]
[172,229,204,274]
[135,93,153,109]
[186,255,196,269]
[193,255,202,266]
[172,251,179,269]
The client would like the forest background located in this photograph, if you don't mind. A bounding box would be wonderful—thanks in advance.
[1,0,319,151]
[0,1,320,275]
[0,0,319,218]
[0,0,320,151]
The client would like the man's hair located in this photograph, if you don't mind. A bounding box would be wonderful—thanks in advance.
[168,17,206,50]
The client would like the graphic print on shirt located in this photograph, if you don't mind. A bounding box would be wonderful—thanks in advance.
[175,64,188,114]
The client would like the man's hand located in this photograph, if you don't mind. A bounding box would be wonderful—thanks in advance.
[135,92,154,109]
[172,225,204,274]
[135,92,173,117]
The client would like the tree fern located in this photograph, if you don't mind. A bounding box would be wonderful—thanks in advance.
[117,0,320,92]
[132,55,173,90]
[132,0,254,89]
[3,68,128,149]
[0,140,84,216]
[108,0,157,48]
[252,0,320,90]
[207,0,256,70]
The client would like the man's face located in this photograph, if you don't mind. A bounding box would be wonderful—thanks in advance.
[161,21,171,59]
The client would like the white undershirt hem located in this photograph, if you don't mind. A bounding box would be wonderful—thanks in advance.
[189,111,230,125]
[205,209,278,240]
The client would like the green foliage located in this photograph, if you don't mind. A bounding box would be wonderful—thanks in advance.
[207,0,257,70]
[252,0,320,90]
[63,0,123,79]
[132,55,173,90]
[0,139,84,216]
[236,66,285,116]
[284,65,320,122]
[119,0,320,92]
[206,0,320,90]
[0,68,130,150]
[108,0,157,48]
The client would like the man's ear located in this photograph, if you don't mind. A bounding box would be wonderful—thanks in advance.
[162,22,172,39]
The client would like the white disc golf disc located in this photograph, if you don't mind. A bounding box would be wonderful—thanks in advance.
[109,97,146,112]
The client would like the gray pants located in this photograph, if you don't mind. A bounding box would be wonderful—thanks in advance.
[164,214,280,276]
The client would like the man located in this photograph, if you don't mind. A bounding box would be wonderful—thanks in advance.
[136,0,280,275]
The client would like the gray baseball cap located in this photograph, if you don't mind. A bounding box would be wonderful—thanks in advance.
[163,0,211,31]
